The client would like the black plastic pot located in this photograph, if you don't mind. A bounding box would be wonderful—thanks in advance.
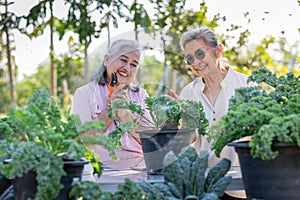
[229,141,300,200]
[136,128,193,175]
[0,174,12,195]
[13,159,89,200]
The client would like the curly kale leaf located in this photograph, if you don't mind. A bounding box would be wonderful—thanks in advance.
[108,99,144,119]
[0,119,13,141]
[210,95,285,157]
[250,114,300,160]
[284,94,300,115]
[0,141,65,200]
[228,86,267,111]
[248,66,300,103]
[70,181,112,200]
[181,100,209,135]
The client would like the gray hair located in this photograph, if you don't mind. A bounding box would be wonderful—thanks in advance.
[93,39,143,91]
[180,27,219,55]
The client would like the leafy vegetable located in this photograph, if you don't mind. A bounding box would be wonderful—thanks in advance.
[108,96,209,149]
[209,67,300,160]
[70,147,231,200]
[0,88,110,199]
[139,146,232,199]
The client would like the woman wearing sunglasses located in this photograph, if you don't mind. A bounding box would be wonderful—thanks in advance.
[173,27,256,168]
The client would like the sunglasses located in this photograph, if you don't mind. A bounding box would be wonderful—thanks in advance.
[184,47,209,65]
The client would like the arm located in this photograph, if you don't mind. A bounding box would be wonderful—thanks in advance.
[71,85,113,132]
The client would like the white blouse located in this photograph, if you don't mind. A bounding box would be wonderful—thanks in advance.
[179,68,256,167]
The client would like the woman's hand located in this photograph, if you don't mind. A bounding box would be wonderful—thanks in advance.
[169,89,181,100]
[108,84,132,121]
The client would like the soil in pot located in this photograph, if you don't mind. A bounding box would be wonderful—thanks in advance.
[229,141,300,200]
[137,128,193,175]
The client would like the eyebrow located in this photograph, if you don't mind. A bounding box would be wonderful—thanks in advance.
[120,55,139,65]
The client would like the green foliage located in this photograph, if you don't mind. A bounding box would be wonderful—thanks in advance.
[1,142,65,200]
[149,0,223,82]
[0,88,108,199]
[108,96,209,149]
[139,147,232,199]
[70,178,148,200]
[70,181,112,200]
[55,148,231,200]
[113,178,149,200]
[210,67,300,160]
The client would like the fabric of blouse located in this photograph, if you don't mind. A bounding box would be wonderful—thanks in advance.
[179,68,256,168]
[70,80,151,170]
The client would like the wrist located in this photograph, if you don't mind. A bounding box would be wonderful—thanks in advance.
[117,110,129,119]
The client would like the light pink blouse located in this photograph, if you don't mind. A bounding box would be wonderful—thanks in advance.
[71,80,150,169]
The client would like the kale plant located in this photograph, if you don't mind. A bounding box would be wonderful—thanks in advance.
[209,67,300,160]
[138,147,232,200]
[0,88,110,199]
[69,147,231,200]
[107,96,209,149]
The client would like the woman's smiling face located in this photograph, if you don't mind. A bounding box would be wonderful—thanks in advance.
[184,38,219,78]
[105,47,140,85]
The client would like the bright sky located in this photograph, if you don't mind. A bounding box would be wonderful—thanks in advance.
[8,0,300,79]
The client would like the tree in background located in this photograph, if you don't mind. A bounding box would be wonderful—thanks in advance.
[0,0,299,114]
[20,0,60,97]
[61,0,113,83]
[0,0,20,108]
[149,0,223,94]
[56,36,85,115]
[128,0,151,83]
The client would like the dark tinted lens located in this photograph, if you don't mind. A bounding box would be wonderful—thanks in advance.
[185,54,194,65]
[195,48,205,60]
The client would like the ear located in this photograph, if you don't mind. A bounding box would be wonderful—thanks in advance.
[217,44,222,58]
[104,55,109,67]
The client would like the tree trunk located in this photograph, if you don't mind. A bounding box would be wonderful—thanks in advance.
[5,29,16,106]
[84,40,89,83]
[107,25,111,49]
[134,27,142,84]
[49,2,56,97]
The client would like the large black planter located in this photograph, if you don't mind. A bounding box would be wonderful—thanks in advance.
[136,128,193,175]
[0,174,12,195]
[13,159,89,200]
[229,141,300,200]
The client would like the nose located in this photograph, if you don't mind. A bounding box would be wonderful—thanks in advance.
[123,62,130,70]
[193,57,203,65]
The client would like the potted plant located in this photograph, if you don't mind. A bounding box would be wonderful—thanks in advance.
[209,67,300,199]
[108,95,209,174]
[0,88,112,199]
[69,147,232,200]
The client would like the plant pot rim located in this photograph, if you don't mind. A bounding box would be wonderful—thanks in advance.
[3,158,89,165]
[63,159,89,165]
[136,128,195,134]
[228,141,298,148]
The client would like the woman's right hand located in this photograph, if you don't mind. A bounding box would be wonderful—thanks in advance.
[168,89,180,100]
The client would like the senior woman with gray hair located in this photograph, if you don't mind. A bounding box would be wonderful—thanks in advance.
[170,27,256,168]
[71,39,151,170]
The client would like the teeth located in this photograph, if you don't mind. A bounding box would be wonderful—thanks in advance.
[195,64,207,70]
[118,71,128,77]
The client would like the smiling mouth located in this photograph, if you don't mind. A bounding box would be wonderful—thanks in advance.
[117,70,129,77]
[194,64,207,71]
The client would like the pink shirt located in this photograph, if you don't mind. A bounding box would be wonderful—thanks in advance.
[71,80,150,169]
